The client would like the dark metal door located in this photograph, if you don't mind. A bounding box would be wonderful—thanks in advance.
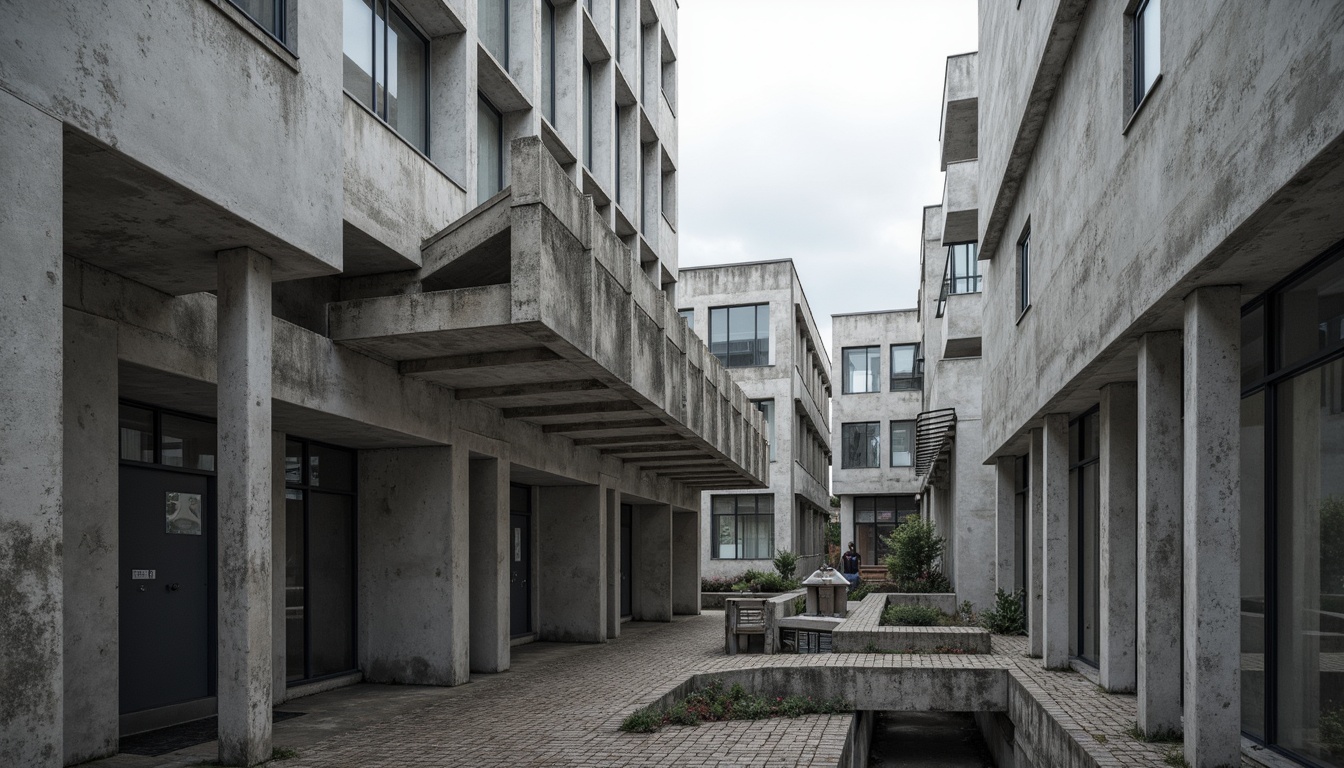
[510,512,531,636]
[620,504,633,617]
[119,466,213,714]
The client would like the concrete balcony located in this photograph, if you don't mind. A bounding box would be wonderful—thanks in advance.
[940,52,978,170]
[328,137,767,490]
[940,291,983,359]
[942,158,979,246]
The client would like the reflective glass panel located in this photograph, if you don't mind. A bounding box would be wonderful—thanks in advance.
[285,489,306,682]
[232,0,283,40]
[161,414,216,471]
[309,444,354,492]
[309,492,356,677]
[1278,255,1344,371]
[119,404,155,463]
[478,0,508,66]
[1241,391,1266,738]
[1136,0,1160,102]
[477,96,503,200]
[386,8,427,152]
[891,421,914,467]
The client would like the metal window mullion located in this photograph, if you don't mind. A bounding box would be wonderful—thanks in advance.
[381,0,389,121]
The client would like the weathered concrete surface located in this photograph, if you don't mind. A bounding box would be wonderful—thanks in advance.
[633,503,673,622]
[270,432,287,707]
[469,455,511,673]
[603,482,621,640]
[1098,382,1137,693]
[0,87,63,768]
[1182,287,1241,768]
[215,248,273,766]
[359,447,470,685]
[1040,413,1069,670]
[538,485,608,642]
[1136,331,1183,736]
[670,509,700,615]
[62,310,119,764]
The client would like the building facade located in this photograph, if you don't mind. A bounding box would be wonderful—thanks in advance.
[0,2,771,767]
[972,3,1344,767]
[677,261,833,581]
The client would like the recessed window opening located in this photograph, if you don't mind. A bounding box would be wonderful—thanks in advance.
[712,495,774,559]
[1018,228,1032,316]
[1133,0,1160,110]
[1070,408,1101,666]
[583,60,594,170]
[229,0,287,45]
[841,422,880,469]
[709,304,770,367]
[751,399,776,462]
[478,0,509,68]
[854,496,917,565]
[890,421,914,467]
[890,343,922,392]
[842,346,881,394]
[343,0,430,153]
[947,242,982,295]
[477,94,504,200]
[542,0,556,124]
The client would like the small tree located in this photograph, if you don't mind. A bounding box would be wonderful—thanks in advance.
[882,518,951,593]
[773,550,799,581]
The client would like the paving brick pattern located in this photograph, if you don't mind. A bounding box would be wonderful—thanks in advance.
[89,612,1260,767]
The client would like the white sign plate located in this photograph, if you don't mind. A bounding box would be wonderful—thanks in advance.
[131,569,156,580]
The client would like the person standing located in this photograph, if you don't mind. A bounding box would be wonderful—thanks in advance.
[841,542,861,588]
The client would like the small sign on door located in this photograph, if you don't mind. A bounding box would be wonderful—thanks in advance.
[131,569,156,580]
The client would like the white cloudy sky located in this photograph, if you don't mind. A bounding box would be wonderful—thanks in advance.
[677,0,979,355]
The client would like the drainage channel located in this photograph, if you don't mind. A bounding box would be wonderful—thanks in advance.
[865,711,996,768]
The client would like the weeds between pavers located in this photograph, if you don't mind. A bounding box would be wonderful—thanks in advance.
[619,680,848,734]
[1124,724,1183,743]
[860,642,975,655]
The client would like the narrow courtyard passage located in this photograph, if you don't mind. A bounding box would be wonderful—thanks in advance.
[867,712,994,768]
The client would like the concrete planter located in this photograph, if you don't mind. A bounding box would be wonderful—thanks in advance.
[880,592,958,616]
[701,591,788,610]
[831,593,991,653]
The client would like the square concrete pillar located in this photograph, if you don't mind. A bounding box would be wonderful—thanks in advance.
[994,456,1016,595]
[216,248,273,767]
[633,504,673,622]
[359,446,470,685]
[1099,382,1138,693]
[671,508,700,615]
[603,480,621,640]
[1137,330,1183,736]
[0,88,64,768]
[469,456,510,673]
[1041,413,1070,670]
[62,310,118,764]
[537,485,607,642]
[1182,287,1241,768]
[1028,428,1044,658]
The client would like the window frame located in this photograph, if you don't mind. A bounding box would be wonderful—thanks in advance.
[583,59,594,170]
[227,0,290,48]
[889,343,922,392]
[1017,228,1032,319]
[1132,0,1160,112]
[344,0,432,155]
[840,421,881,470]
[477,93,505,200]
[946,241,982,296]
[710,494,775,560]
[751,399,776,462]
[542,0,557,125]
[889,420,914,468]
[708,303,771,368]
[841,345,881,395]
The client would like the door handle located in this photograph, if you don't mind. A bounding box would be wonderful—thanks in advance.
[167,583,181,592]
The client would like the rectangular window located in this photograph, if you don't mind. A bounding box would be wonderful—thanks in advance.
[841,422,880,469]
[842,346,881,394]
[1014,455,1029,592]
[478,0,508,68]
[947,242,981,294]
[230,0,286,43]
[709,304,770,367]
[853,496,917,565]
[616,105,627,205]
[343,0,429,153]
[541,1,556,125]
[890,421,914,467]
[890,343,921,391]
[1018,230,1032,315]
[752,399,776,462]
[711,495,774,559]
[583,60,594,170]
[1133,0,1160,109]
[477,94,503,200]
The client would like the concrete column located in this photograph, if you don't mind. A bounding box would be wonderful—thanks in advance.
[469,456,510,673]
[62,310,118,764]
[0,88,63,768]
[537,485,607,642]
[1099,382,1138,693]
[633,503,673,622]
[603,481,621,639]
[216,248,273,767]
[671,509,700,615]
[359,446,470,685]
[1137,330,1183,736]
[1182,286,1241,768]
[1028,428,1044,658]
[1041,413,1070,670]
[994,456,1016,595]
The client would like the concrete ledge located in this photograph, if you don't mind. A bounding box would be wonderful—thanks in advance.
[831,593,991,653]
[700,591,787,610]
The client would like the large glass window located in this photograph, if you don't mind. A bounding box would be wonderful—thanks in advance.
[1070,408,1100,665]
[854,496,917,565]
[477,95,503,200]
[343,0,429,153]
[1133,0,1160,109]
[478,0,508,67]
[890,421,914,467]
[712,495,774,560]
[752,399,776,462]
[709,304,770,367]
[842,346,880,394]
[841,422,880,469]
[890,343,921,391]
[541,1,556,125]
[285,439,358,684]
[947,242,981,295]
[230,0,286,43]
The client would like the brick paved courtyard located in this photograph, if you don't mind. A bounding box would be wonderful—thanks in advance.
[89,611,1260,768]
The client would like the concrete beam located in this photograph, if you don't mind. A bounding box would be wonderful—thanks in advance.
[571,433,680,447]
[398,347,562,375]
[633,504,673,621]
[994,456,1016,595]
[542,418,666,434]
[1137,331,1183,736]
[1028,428,1044,658]
[537,485,607,642]
[1099,382,1137,693]
[454,379,606,400]
[216,248,274,766]
[1182,287,1241,768]
[469,456,511,673]
[1041,413,1070,670]
[502,401,642,419]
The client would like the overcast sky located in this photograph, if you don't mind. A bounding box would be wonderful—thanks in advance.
[677,0,979,356]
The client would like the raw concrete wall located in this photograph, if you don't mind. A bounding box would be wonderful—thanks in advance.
[950,419,997,612]
[633,504,672,622]
[537,485,607,642]
[358,447,470,686]
[469,455,511,673]
[61,310,118,764]
[671,509,700,615]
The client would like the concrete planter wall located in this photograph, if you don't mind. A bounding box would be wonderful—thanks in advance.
[880,592,958,616]
[831,593,991,653]
[701,591,788,610]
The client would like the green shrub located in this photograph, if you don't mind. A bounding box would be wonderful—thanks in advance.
[773,550,799,581]
[618,679,851,734]
[1323,704,1344,756]
[792,595,806,615]
[732,570,799,593]
[847,583,877,601]
[701,575,742,592]
[881,604,944,626]
[882,519,951,593]
[979,589,1027,635]
[619,708,662,733]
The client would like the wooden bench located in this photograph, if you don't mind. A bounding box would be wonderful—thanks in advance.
[725,598,767,655]
[859,566,887,583]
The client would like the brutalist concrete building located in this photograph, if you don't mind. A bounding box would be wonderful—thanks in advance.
[0,1,770,766]
[676,260,833,581]
[971,3,1344,767]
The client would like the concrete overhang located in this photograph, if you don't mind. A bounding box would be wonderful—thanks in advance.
[940,292,983,359]
[328,137,768,490]
[940,53,978,170]
[941,159,979,246]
